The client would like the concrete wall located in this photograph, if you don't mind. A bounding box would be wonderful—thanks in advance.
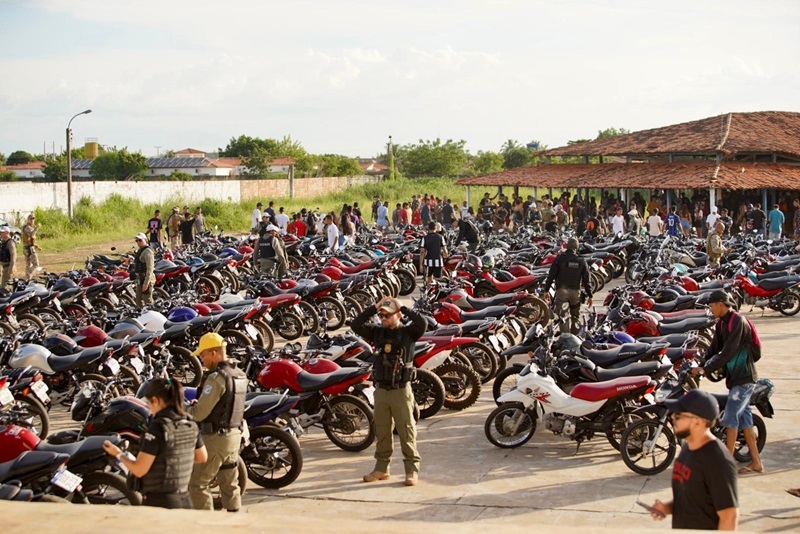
[0,175,382,221]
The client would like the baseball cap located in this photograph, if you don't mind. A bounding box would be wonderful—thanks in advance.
[172,206,179,211]
[378,300,401,315]
[0,226,10,234]
[706,289,736,307]
[134,233,147,241]
[192,332,227,356]
[27,214,35,220]
[266,224,280,233]
[664,389,719,422]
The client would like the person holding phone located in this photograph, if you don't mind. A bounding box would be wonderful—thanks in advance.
[647,390,739,530]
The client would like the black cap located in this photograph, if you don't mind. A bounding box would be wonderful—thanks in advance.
[706,289,735,307]
[665,389,719,422]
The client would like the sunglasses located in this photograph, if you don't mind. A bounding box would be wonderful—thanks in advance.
[671,413,699,422]
[378,312,395,319]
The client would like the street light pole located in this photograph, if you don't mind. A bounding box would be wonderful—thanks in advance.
[66,109,92,219]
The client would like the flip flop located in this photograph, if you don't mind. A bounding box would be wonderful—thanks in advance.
[738,466,764,475]
[786,489,800,498]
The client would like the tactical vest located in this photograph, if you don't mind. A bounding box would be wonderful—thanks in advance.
[22,227,34,247]
[0,239,11,263]
[258,235,276,260]
[133,246,149,278]
[371,327,415,388]
[139,410,198,495]
[199,362,246,434]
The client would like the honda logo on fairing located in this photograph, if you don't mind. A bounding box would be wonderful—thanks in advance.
[616,385,638,391]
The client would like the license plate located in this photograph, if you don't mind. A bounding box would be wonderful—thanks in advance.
[53,298,63,312]
[129,357,145,374]
[229,266,239,275]
[0,386,13,408]
[245,324,259,339]
[31,381,50,403]
[362,386,375,406]
[263,313,273,323]
[51,468,82,493]
[108,293,119,306]
[84,300,93,311]
[488,335,502,353]
[105,358,120,375]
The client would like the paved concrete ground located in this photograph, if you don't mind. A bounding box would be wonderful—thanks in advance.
[11,281,800,532]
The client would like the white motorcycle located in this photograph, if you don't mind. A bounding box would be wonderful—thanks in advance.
[485,356,656,451]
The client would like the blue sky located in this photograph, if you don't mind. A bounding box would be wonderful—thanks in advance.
[1,0,799,159]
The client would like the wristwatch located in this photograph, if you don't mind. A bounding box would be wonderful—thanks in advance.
[697,368,705,376]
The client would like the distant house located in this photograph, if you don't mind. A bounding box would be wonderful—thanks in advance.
[1,161,46,179]
[358,159,389,176]
[174,148,207,159]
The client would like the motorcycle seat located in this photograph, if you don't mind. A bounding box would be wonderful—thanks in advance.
[37,435,121,468]
[413,341,437,357]
[0,451,70,483]
[158,322,192,340]
[758,275,800,291]
[430,325,462,337]
[244,392,300,419]
[104,339,131,352]
[755,270,792,281]
[48,345,108,372]
[94,255,123,265]
[579,343,653,366]
[58,288,84,300]
[651,295,697,313]
[295,367,367,392]
[766,260,800,272]
[636,333,694,347]
[216,300,254,310]
[263,282,309,298]
[258,294,299,307]
[84,283,111,296]
[464,293,519,310]
[460,306,515,322]
[697,279,727,290]
[483,275,540,294]
[569,376,651,402]
[209,308,248,326]
[656,316,715,336]
[594,361,669,382]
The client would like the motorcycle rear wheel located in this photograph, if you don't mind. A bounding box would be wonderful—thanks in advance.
[412,369,446,419]
[168,346,203,388]
[484,402,537,448]
[436,362,482,410]
[516,297,550,327]
[71,471,142,505]
[322,394,376,452]
[777,291,800,316]
[492,366,522,405]
[273,311,304,341]
[395,268,417,296]
[8,394,50,438]
[452,342,497,383]
[316,296,347,331]
[245,424,303,489]
[620,419,677,476]
[297,301,321,335]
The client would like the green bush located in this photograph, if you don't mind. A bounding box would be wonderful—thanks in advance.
[0,170,18,182]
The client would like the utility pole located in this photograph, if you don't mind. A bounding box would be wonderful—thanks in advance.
[388,135,395,180]
[66,109,92,219]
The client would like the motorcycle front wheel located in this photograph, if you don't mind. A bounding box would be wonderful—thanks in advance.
[777,291,800,316]
[411,369,446,419]
[244,424,303,489]
[620,419,677,476]
[484,402,537,449]
[435,362,482,411]
[71,471,142,505]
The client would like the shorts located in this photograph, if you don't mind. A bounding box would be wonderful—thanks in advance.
[680,220,691,230]
[425,265,443,278]
[719,382,755,430]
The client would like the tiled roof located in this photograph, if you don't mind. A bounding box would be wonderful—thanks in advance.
[456,162,800,191]
[175,148,205,154]
[268,157,296,166]
[359,161,388,171]
[545,111,800,159]
[1,161,46,170]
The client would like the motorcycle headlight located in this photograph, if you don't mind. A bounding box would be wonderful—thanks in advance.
[654,381,677,404]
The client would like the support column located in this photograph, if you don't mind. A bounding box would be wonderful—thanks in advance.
[465,185,471,205]
[288,164,295,199]
[762,189,769,238]
[666,189,673,210]
[709,188,717,211]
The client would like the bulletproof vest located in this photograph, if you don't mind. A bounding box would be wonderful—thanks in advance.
[200,361,247,434]
[0,239,10,263]
[258,234,276,260]
[133,246,148,278]
[22,228,33,246]
[371,327,415,387]
[556,251,585,291]
[140,410,198,495]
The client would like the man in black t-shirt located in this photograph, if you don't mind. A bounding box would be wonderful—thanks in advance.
[147,210,163,248]
[751,203,766,237]
[419,222,448,286]
[441,199,455,229]
[649,389,738,530]
[179,213,195,245]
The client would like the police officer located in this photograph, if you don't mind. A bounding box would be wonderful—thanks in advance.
[187,333,247,512]
[103,378,208,509]
[351,296,427,487]
[133,233,155,307]
[452,218,480,252]
[542,237,592,334]
[22,214,42,280]
[255,224,287,277]
[0,226,16,289]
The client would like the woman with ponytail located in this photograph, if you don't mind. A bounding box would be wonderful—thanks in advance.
[103,378,208,509]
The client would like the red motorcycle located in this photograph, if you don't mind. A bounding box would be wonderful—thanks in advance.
[733,271,800,316]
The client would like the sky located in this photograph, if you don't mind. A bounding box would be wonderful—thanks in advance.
[1,0,799,160]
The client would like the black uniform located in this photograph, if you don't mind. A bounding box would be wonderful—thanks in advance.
[138,407,203,509]
[455,220,479,251]
[543,249,592,334]
[420,232,446,278]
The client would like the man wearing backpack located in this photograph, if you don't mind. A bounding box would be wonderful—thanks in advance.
[691,289,763,475]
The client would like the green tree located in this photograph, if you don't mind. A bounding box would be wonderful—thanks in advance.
[500,140,533,169]
[472,150,504,174]
[42,154,69,181]
[0,153,6,166]
[241,146,274,178]
[312,154,362,177]
[596,127,630,139]
[166,170,193,181]
[6,150,34,166]
[0,170,17,182]
[89,149,148,180]
[396,138,469,177]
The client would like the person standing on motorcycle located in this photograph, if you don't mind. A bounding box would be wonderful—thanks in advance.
[351,296,427,487]
[542,237,592,335]
[133,233,155,307]
[102,378,208,509]
[648,389,739,530]
[691,289,764,475]
[187,333,247,512]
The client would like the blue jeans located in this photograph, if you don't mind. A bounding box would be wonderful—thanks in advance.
[719,382,755,430]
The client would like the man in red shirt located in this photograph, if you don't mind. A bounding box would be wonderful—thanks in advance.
[287,213,307,237]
